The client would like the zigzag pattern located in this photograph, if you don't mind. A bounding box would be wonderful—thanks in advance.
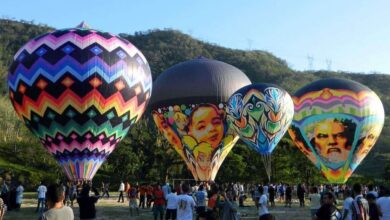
[8,55,151,91]
[14,29,143,61]
[11,79,147,120]
[40,130,121,154]
[9,28,152,94]
[47,139,117,155]
[7,27,152,181]
[29,116,132,140]
[293,89,382,122]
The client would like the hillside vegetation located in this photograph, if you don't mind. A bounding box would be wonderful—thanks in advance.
[0,19,389,188]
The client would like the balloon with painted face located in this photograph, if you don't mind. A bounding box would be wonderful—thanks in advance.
[288,78,384,183]
[7,23,152,181]
[150,57,251,181]
[226,83,294,180]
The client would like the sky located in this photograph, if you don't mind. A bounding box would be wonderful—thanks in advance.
[1,0,389,74]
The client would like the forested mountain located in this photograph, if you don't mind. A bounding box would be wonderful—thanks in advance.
[0,19,389,188]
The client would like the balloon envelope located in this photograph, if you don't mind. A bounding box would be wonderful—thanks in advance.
[226,83,294,154]
[288,78,384,183]
[150,57,251,181]
[8,25,152,181]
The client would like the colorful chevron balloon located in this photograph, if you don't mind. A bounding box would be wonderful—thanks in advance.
[288,78,384,183]
[7,23,152,181]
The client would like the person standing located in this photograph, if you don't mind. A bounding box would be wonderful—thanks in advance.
[366,193,381,220]
[77,184,100,219]
[0,198,6,220]
[342,189,353,220]
[162,182,171,200]
[221,191,239,220]
[39,183,74,220]
[0,179,9,211]
[194,184,208,218]
[367,184,378,198]
[315,192,341,220]
[153,184,165,220]
[351,183,369,220]
[297,183,305,207]
[165,188,178,220]
[176,184,195,220]
[285,184,292,208]
[268,184,275,207]
[309,187,321,219]
[15,182,24,210]
[125,182,131,196]
[69,182,77,207]
[128,184,139,216]
[376,187,390,220]
[258,185,272,220]
[139,184,146,209]
[147,184,154,208]
[118,181,125,203]
[36,182,47,213]
[103,182,110,198]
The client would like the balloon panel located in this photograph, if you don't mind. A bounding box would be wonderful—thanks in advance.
[289,82,384,183]
[227,85,294,155]
[8,28,152,180]
[152,103,238,181]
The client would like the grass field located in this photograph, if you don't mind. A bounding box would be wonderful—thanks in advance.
[4,193,316,220]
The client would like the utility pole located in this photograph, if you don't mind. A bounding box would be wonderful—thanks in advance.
[326,59,332,71]
[307,55,314,70]
[247,38,253,51]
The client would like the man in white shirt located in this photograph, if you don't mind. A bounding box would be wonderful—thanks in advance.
[342,189,353,220]
[166,188,178,220]
[377,187,390,220]
[176,184,195,220]
[117,181,125,203]
[258,185,272,220]
[36,182,47,213]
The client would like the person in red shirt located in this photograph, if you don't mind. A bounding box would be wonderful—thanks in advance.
[147,184,154,208]
[138,184,146,209]
[153,184,165,220]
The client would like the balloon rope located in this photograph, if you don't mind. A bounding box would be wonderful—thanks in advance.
[262,154,272,182]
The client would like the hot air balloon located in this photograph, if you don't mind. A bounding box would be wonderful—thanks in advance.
[150,57,251,181]
[7,23,152,181]
[288,78,384,183]
[226,83,294,181]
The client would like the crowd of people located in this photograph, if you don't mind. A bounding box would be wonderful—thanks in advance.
[2,177,390,220]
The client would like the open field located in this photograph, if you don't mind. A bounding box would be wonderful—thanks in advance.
[4,193,316,220]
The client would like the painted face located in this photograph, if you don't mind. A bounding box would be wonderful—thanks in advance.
[314,119,350,163]
[189,106,224,148]
[175,117,187,130]
[153,113,182,149]
[355,126,381,160]
[197,151,211,170]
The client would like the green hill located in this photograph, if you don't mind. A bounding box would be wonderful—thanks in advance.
[0,19,389,187]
